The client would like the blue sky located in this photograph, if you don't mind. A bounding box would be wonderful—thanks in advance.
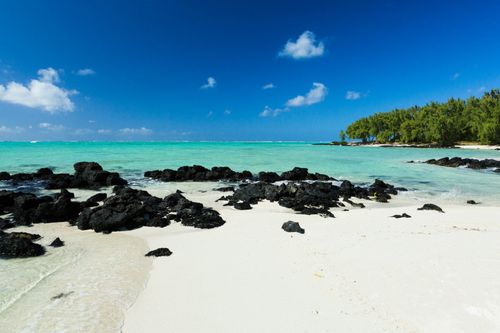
[0,0,499,141]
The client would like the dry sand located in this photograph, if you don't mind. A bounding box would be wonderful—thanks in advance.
[121,189,500,333]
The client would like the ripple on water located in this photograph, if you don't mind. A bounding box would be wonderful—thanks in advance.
[0,223,151,333]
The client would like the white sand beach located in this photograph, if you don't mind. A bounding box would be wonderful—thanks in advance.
[1,184,500,333]
[120,187,500,333]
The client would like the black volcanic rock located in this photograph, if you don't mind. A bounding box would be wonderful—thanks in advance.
[86,192,108,204]
[144,165,253,182]
[144,165,334,183]
[0,231,45,258]
[234,201,252,210]
[418,203,444,213]
[75,187,225,233]
[1,162,127,190]
[425,157,500,171]
[0,218,14,230]
[219,175,400,216]
[391,213,412,219]
[49,237,65,247]
[282,221,305,234]
[0,171,11,181]
[467,200,479,205]
[145,248,172,257]
[258,171,281,183]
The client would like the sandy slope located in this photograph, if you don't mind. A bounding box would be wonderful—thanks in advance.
[121,190,500,333]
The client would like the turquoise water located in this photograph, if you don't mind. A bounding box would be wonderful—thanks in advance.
[0,142,499,204]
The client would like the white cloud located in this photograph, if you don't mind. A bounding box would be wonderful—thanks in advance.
[119,127,152,135]
[0,67,77,112]
[37,67,60,83]
[286,82,327,107]
[74,128,94,135]
[0,125,25,134]
[207,110,214,117]
[97,129,112,134]
[39,122,64,131]
[279,31,325,59]
[201,77,216,89]
[451,72,461,80]
[259,106,289,117]
[262,83,275,90]
[77,68,96,76]
[224,109,231,115]
[345,90,361,100]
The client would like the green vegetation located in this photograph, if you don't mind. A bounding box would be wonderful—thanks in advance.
[344,89,500,146]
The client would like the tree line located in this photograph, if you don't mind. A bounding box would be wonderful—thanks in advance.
[343,89,500,146]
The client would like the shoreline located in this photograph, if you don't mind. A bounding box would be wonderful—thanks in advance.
[313,142,500,150]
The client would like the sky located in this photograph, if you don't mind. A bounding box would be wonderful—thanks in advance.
[0,0,499,141]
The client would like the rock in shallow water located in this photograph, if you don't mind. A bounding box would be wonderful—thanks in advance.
[145,248,172,257]
[282,221,305,234]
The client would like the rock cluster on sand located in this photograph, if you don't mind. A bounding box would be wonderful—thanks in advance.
[217,178,403,216]
[0,162,127,189]
[75,187,225,233]
[0,231,45,258]
[0,188,83,226]
[424,157,500,173]
[144,166,333,182]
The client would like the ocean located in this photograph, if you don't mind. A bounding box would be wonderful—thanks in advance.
[0,141,499,205]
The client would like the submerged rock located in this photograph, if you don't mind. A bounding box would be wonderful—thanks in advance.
[417,203,444,213]
[0,231,45,258]
[145,248,172,257]
[282,221,305,234]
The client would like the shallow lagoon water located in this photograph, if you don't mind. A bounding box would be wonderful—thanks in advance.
[0,141,499,205]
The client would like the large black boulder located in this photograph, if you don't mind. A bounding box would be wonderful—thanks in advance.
[0,231,46,258]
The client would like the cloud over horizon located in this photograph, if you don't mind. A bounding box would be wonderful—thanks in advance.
[0,67,77,112]
[119,127,153,135]
[279,31,325,59]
